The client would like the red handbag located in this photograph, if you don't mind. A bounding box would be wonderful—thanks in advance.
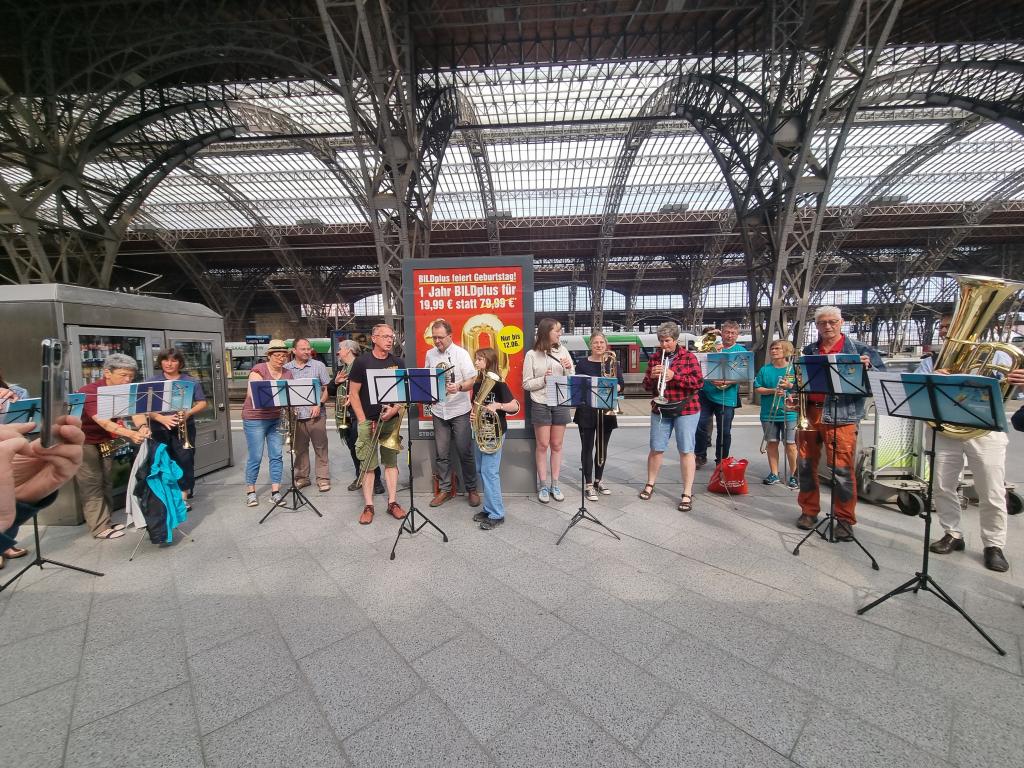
[708,457,749,495]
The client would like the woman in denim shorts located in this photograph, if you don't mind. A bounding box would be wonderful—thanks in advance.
[522,318,574,503]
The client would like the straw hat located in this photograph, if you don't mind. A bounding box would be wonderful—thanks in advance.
[266,339,289,354]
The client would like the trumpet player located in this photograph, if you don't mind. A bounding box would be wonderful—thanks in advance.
[285,338,332,493]
[328,340,383,495]
[136,348,207,510]
[348,324,406,525]
[795,306,885,539]
[753,340,798,488]
[573,333,625,500]
[695,320,744,468]
[471,348,520,530]
[639,321,704,512]
[242,340,293,508]
[424,319,480,509]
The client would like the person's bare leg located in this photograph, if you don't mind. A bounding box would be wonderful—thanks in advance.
[549,424,566,485]
[680,452,696,498]
[534,425,551,487]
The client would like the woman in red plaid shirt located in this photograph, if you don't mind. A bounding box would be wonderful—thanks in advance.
[639,321,704,512]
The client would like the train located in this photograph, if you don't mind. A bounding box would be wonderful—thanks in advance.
[224,332,715,399]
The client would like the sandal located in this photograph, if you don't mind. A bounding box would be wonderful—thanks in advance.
[318,481,331,492]
[94,528,125,540]
[677,494,693,513]
[110,523,126,532]
[638,483,655,500]
[4,547,28,558]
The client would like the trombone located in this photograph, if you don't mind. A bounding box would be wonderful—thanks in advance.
[335,361,351,433]
[354,406,406,487]
[595,351,619,468]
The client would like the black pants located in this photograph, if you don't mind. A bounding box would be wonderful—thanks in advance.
[580,426,613,484]
[341,416,381,485]
[151,420,195,494]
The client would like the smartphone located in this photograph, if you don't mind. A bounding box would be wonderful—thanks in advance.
[41,338,66,448]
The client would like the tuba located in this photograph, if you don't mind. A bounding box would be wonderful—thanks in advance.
[928,273,1024,440]
[471,371,504,454]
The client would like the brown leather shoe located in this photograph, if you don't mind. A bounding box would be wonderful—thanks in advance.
[429,491,450,508]
[833,522,854,542]
[358,505,374,525]
[387,501,407,520]
[796,514,818,530]
[467,489,482,507]
[984,546,1009,572]
[929,533,965,555]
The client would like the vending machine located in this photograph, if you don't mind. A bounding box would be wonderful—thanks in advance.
[0,284,232,525]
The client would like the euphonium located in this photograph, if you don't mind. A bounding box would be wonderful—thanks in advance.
[929,273,1024,440]
[177,410,193,449]
[335,361,351,432]
[471,371,504,454]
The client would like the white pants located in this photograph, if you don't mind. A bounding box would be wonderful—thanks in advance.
[933,429,1008,548]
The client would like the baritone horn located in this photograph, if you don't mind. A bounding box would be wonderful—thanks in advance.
[929,273,1024,440]
[471,371,504,454]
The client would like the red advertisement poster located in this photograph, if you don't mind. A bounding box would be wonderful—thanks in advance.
[410,264,527,431]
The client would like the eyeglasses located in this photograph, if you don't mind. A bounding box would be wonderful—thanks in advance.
[431,335,448,340]
[374,334,395,340]
[816,319,842,326]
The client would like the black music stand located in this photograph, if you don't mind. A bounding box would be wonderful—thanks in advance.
[255,380,323,524]
[857,374,1006,655]
[558,376,620,546]
[791,356,879,569]
[1,400,103,593]
[371,369,449,560]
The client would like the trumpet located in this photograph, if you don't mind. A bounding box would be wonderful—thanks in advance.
[426,362,456,417]
[652,351,673,406]
[335,361,351,433]
[176,409,193,449]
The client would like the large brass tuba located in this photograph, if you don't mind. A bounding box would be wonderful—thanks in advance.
[471,372,504,454]
[930,273,1024,439]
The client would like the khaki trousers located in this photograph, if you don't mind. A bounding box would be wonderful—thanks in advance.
[75,445,113,534]
[293,411,330,483]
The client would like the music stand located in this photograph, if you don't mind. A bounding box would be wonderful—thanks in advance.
[791,355,879,569]
[370,368,449,560]
[857,372,1006,655]
[1,399,104,594]
[252,378,324,524]
[557,375,621,546]
[698,351,754,490]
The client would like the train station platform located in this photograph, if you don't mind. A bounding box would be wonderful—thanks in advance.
[2,420,1022,768]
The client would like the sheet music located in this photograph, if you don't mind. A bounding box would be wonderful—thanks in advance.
[248,378,321,408]
[1,398,41,425]
[544,375,570,406]
[591,376,618,409]
[697,351,755,382]
[135,380,197,412]
[366,369,406,405]
[405,368,446,405]
[95,383,138,418]
[798,354,867,396]
[870,371,1006,431]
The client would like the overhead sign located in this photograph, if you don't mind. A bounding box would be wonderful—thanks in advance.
[245,335,271,345]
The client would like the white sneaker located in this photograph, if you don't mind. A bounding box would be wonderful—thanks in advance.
[585,484,598,502]
[245,492,258,507]
[594,481,612,495]
[550,486,565,502]
[270,491,283,505]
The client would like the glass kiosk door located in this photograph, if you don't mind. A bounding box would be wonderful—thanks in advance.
[166,334,229,473]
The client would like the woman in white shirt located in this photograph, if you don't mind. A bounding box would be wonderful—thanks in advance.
[522,318,575,503]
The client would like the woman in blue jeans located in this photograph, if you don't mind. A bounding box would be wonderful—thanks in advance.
[241,340,293,507]
[471,348,520,530]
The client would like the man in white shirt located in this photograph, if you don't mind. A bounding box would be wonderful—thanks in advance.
[285,339,332,492]
[424,319,480,507]
[919,314,1022,572]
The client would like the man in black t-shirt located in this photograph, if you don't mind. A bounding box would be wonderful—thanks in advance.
[348,324,406,525]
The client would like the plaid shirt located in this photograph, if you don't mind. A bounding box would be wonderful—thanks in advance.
[643,347,703,415]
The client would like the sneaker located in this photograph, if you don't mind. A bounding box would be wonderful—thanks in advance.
[373,481,386,496]
[480,517,505,530]
[695,456,707,469]
[594,481,612,496]
[270,491,283,505]
[347,479,361,492]
[763,473,780,486]
[472,511,489,523]
[246,492,258,507]
[550,486,565,502]
[787,475,798,489]
[585,484,598,501]
[538,487,550,503]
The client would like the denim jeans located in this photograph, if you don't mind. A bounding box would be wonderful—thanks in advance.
[695,391,735,461]
[243,417,283,485]
[473,443,505,520]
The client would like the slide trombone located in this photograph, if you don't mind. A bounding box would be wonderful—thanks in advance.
[354,406,406,487]
[335,361,351,433]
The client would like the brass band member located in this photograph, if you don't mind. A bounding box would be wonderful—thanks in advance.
[242,340,293,508]
[921,314,1024,572]
[348,323,407,525]
[328,340,383,495]
[285,338,332,492]
[424,319,480,509]
[695,320,744,467]
[753,340,798,487]
[471,347,520,530]
[573,333,625,500]
[76,353,151,539]
[523,318,575,503]
[134,348,207,511]
[795,306,885,539]
[639,321,704,512]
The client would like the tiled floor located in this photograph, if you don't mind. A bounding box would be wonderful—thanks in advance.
[2,418,1022,768]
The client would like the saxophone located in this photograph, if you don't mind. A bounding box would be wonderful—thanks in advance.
[471,372,504,454]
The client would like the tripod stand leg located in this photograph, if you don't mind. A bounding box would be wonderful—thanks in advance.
[857,574,923,615]
[556,509,587,546]
[921,574,1006,656]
